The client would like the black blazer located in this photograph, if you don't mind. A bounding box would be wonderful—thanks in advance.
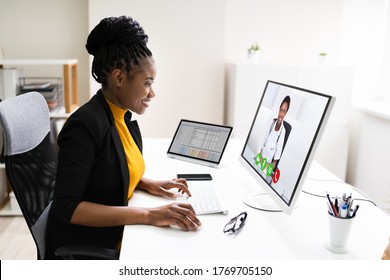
[46,90,142,259]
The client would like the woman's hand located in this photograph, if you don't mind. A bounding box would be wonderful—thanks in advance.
[147,202,201,231]
[138,177,191,198]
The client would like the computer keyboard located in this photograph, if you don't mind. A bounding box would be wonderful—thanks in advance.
[187,182,228,215]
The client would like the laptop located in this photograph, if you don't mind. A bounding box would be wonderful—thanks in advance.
[167,119,233,168]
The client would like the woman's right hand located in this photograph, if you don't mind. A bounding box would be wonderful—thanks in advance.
[147,202,201,231]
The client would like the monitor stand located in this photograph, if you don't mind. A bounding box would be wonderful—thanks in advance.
[243,192,283,212]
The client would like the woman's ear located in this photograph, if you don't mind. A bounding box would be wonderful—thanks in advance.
[112,69,124,87]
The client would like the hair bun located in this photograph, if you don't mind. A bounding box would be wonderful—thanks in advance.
[86,16,149,56]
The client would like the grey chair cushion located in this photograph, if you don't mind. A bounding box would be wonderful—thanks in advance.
[0,92,50,156]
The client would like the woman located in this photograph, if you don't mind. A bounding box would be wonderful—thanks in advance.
[46,16,201,259]
[258,95,291,176]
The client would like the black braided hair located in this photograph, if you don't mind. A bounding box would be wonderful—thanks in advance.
[86,16,153,87]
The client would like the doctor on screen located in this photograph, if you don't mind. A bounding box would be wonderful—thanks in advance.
[257,95,292,177]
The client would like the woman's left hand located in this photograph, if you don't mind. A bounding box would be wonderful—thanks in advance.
[138,178,191,199]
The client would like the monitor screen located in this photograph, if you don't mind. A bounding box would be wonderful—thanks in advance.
[240,80,334,214]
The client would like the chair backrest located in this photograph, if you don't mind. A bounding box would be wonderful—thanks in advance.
[0,92,57,260]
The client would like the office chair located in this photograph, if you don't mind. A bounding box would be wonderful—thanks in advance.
[0,92,119,260]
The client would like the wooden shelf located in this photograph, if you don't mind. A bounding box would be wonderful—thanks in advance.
[0,59,78,113]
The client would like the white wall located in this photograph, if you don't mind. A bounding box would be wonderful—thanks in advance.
[225,0,344,65]
[87,0,365,138]
[2,0,388,135]
[0,0,90,105]
[2,0,390,200]
[347,109,390,214]
[339,0,389,105]
[225,0,390,105]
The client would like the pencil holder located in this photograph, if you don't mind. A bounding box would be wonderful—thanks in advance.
[325,212,355,254]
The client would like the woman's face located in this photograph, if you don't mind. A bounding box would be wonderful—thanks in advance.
[277,102,289,124]
[117,57,157,115]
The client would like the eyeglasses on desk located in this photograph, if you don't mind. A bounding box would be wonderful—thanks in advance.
[223,211,247,235]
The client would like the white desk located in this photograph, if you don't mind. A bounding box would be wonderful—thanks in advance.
[120,138,390,260]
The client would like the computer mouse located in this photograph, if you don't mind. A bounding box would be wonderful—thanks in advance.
[169,224,182,230]
[169,223,202,231]
[171,190,189,200]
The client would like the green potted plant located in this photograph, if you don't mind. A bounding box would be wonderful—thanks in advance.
[248,42,261,62]
[318,51,327,65]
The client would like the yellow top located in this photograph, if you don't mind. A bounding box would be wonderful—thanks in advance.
[106,98,145,199]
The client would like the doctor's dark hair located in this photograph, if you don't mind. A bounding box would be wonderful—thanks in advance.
[85,16,153,86]
[280,95,291,111]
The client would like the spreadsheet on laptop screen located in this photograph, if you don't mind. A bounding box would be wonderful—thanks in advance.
[167,119,232,165]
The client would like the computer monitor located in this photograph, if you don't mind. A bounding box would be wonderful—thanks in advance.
[240,80,334,214]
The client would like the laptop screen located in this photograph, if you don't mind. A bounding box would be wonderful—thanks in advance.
[167,119,233,166]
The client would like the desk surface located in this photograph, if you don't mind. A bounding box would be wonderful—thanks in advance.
[120,138,390,260]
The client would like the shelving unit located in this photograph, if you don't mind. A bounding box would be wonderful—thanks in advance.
[19,77,64,114]
[0,59,78,215]
[0,58,78,114]
[350,102,390,215]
